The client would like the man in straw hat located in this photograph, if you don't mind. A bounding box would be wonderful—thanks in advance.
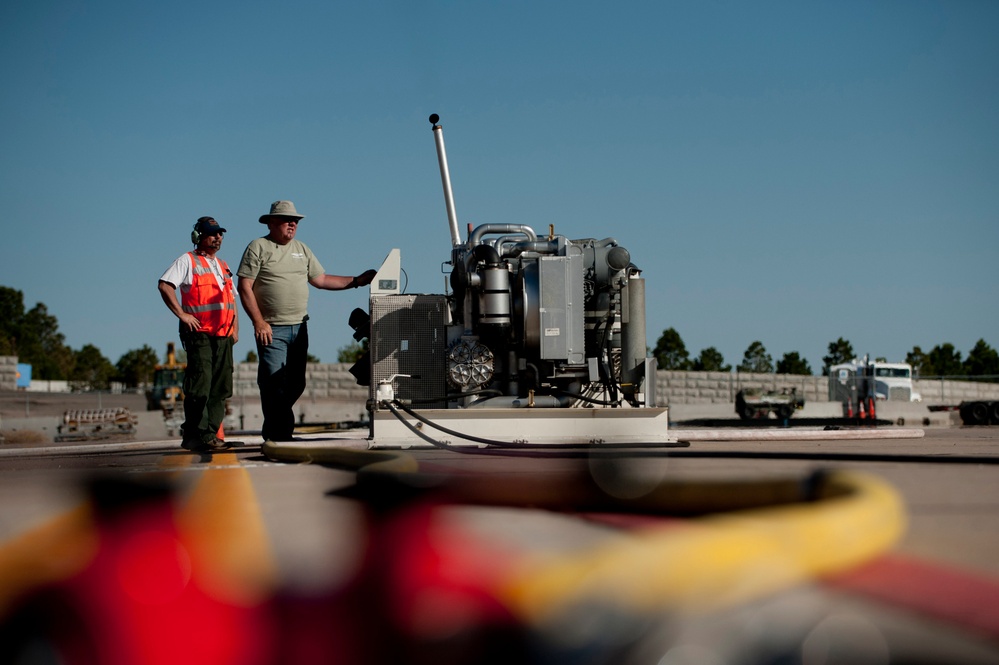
[237,200,377,442]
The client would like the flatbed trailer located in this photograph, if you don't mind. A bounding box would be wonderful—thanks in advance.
[735,387,804,420]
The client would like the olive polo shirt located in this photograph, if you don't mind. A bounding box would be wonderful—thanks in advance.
[237,237,325,325]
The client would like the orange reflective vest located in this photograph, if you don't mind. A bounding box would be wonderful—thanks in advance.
[181,252,236,336]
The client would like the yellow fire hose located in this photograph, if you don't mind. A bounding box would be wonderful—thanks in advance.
[500,470,904,622]
[262,442,906,622]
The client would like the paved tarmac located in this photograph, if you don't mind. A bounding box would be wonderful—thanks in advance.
[0,421,997,664]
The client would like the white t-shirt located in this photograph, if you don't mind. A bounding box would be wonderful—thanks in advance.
[160,252,231,293]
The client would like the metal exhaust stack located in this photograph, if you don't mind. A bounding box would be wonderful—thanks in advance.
[429,114,462,247]
[621,273,647,399]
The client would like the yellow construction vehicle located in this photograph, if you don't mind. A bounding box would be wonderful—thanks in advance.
[145,342,185,412]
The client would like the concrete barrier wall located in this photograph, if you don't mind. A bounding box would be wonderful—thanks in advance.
[5,355,997,406]
[232,364,831,405]
[912,377,999,403]
[233,362,370,401]
[652,371,827,405]
[654,371,999,405]
[230,363,999,406]
[26,380,72,393]
[0,357,17,392]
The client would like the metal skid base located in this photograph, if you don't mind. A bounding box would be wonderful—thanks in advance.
[367,407,675,449]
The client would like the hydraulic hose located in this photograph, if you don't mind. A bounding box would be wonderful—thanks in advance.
[552,389,621,407]
[381,399,687,451]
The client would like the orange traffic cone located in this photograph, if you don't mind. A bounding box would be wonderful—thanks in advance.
[858,400,866,420]
[846,399,854,418]
[868,397,876,421]
[216,421,225,442]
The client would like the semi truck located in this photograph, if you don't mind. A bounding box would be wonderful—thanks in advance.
[828,356,920,416]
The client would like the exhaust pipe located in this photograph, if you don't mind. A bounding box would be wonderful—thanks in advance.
[429,114,462,247]
[620,272,647,399]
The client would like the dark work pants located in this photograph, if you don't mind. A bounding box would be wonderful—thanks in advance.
[180,332,234,444]
[256,321,309,441]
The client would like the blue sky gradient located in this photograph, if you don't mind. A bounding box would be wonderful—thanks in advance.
[2,0,996,372]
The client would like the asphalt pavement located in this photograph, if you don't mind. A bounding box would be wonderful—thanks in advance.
[0,422,997,664]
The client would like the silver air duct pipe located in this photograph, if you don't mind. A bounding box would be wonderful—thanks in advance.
[430,114,462,247]
[469,224,538,246]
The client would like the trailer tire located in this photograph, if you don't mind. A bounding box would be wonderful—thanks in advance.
[990,401,999,425]
[963,401,989,426]
[973,402,989,425]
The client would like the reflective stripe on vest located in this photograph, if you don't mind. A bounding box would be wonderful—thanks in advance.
[181,252,236,336]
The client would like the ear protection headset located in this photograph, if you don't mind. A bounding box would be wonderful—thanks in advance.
[191,216,219,245]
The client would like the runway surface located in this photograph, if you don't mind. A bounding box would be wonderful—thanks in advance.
[0,424,997,664]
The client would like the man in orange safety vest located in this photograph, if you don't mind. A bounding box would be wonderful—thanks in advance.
[158,216,239,452]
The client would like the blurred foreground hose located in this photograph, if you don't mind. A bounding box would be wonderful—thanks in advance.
[499,470,905,622]
[263,442,906,623]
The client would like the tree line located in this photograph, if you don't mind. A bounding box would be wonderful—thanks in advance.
[0,286,324,392]
[651,328,999,379]
[1,286,163,390]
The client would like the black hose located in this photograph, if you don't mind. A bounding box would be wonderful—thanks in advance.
[381,400,687,452]
[552,389,621,407]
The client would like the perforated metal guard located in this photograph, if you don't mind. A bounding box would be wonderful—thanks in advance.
[369,295,449,408]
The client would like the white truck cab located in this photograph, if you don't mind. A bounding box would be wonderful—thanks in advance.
[829,356,922,405]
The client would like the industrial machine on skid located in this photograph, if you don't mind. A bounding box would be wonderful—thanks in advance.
[349,115,672,448]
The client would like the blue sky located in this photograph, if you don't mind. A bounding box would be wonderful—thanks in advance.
[1,0,996,372]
